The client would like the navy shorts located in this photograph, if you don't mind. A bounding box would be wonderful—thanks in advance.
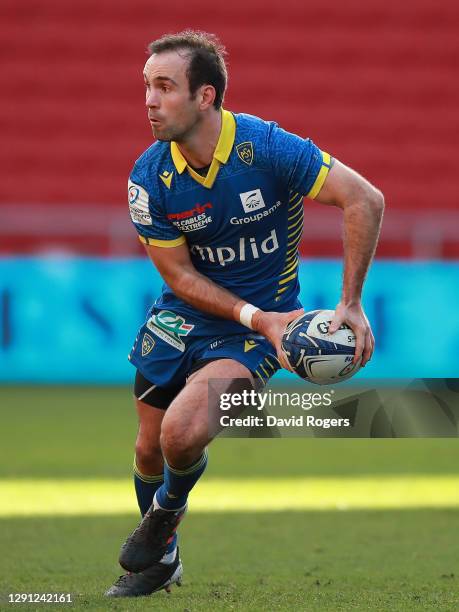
[129,307,280,392]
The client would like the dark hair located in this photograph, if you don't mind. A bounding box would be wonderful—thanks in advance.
[148,30,228,109]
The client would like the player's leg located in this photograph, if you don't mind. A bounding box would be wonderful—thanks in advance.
[105,373,184,598]
[119,359,255,572]
[133,398,164,515]
[133,399,181,558]
[132,371,184,552]
[156,359,255,506]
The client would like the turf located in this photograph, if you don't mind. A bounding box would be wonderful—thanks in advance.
[1,386,458,479]
[1,511,458,611]
[0,386,458,610]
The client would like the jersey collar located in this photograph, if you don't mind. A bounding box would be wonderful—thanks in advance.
[170,109,236,189]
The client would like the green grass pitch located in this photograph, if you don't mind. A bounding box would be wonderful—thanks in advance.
[0,386,458,611]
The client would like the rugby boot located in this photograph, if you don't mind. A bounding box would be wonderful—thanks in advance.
[119,504,186,572]
[105,550,183,597]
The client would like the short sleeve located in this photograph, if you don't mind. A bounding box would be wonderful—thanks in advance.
[267,123,332,199]
[128,177,186,248]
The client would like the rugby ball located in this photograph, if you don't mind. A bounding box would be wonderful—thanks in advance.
[281,309,361,385]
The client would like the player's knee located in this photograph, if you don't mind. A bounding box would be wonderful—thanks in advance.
[160,421,199,465]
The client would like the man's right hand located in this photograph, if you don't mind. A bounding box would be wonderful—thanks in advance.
[252,308,304,371]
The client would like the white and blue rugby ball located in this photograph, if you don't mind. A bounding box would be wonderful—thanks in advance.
[281,309,362,385]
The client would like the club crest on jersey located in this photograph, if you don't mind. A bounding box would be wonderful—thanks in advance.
[147,310,194,352]
[236,141,254,165]
[141,333,155,356]
[239,189,266,213]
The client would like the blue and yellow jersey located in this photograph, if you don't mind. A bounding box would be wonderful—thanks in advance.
[128,110,331,333]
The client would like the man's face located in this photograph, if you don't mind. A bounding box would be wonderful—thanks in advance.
[143,51,201,142]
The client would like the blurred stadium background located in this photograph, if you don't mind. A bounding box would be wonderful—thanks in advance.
[0,0,458,608]
[1,0,458,382]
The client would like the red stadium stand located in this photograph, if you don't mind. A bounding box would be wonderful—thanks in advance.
[1,0,458,257]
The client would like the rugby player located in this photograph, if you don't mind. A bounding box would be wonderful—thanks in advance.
[106,30,384,597]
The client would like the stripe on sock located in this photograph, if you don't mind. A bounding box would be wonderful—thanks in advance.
[165,448,208,476]
[133,459,164,484]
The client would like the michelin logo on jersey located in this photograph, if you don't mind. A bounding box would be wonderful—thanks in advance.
[127,109,333,386]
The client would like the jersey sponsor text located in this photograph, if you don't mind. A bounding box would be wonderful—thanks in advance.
[190,229,279,266]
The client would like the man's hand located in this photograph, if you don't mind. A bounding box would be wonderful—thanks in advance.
[252,308,304,371]
[329,302,374,366]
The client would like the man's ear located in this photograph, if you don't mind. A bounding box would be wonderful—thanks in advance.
[199,85,216,110]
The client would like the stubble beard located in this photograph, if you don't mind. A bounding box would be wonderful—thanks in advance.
[152,111,201,144]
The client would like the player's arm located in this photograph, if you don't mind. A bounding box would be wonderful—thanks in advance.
[314,159,385,365]
[143,242,301,369]
[144,241,241,317]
